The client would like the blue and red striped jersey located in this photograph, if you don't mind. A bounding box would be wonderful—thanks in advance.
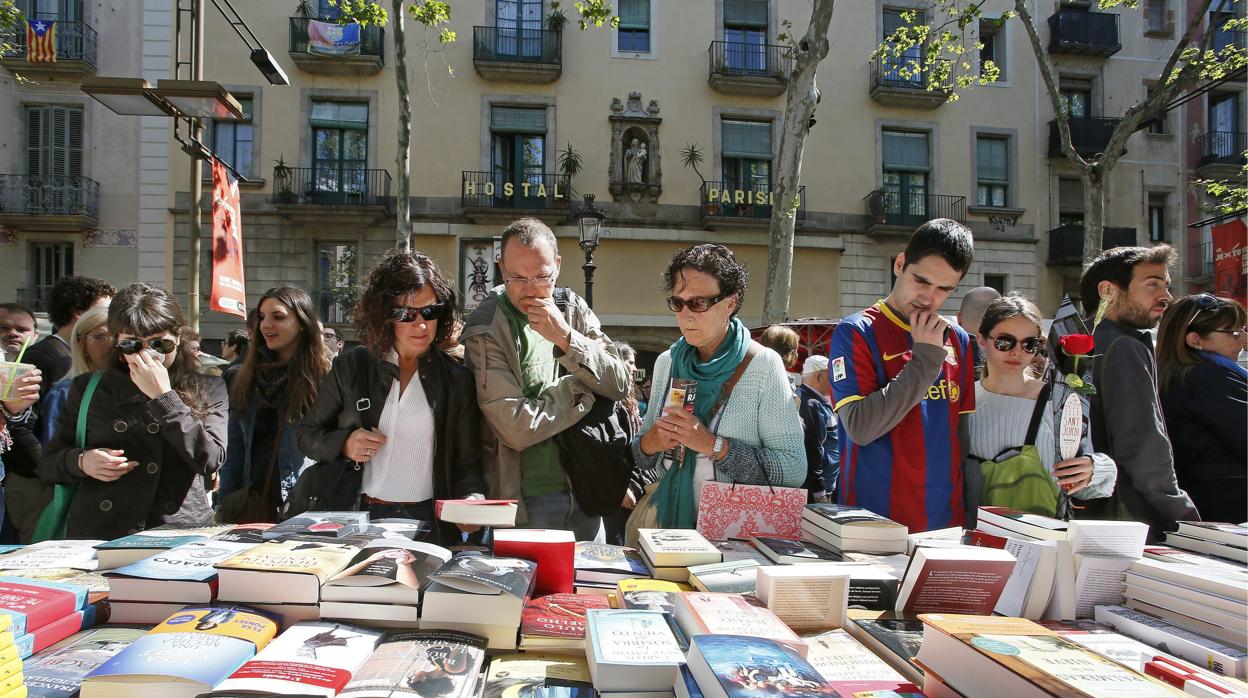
[829,300,976,532]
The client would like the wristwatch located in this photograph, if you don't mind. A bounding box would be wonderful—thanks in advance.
[711,435,726,460]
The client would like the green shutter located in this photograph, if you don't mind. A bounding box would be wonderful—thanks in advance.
[25,106,48,177]
[619,0,649,30]
[882,130,930,171]
[976,136,1008,184]
[883,8,925,38]
[724,0,768,27]
[491,106,546,134]
[722,119,771,158]
[310,101,368,130]
[63,106,82,178]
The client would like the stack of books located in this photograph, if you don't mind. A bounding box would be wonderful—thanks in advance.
[637,529,722,582]
[0,577,97,659]
[207,620,382,696]
[802,503,908,554]
[0,615,20,696]
[1094,604,1247,679]
[1163,522,1248,565]
[683,634,837,697]
[23,626,147,697]
[1120,556,1248,648]
[340,629,487,698]
[519,592,610,653]
[418,555,536,650]
[572,541,647,595]
[585,608,686,695]
[319,537,452,628]
[93,524,230,569]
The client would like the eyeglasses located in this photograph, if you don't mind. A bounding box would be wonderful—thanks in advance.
[80,330,113,343]
[116,337,177,355]
[321,332,341,342]
[988,334,1046,355]
[391,303,448,323]
[1210,326,1247,338]
[502,273,557,288]
[1186,293,1229,330]
[666,293,730,313]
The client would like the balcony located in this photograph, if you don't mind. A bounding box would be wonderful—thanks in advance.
[461,171,572,221]
[14,289,53,314]
[707,41,792,97]
[472,26,562,83]
[869,57,952,108]
[288,17,384,75]
[863,190,966,235]
[1047,225,1136,266]
[272,167,392,214]
[1049,117,1124,158]
[0,175,99,230]
[1,20,97,78]
[1048,9,1121,57]
[1196,131,1247,179]
[700,181,805,229]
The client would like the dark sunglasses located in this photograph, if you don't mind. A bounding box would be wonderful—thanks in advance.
[988,334,1046,355]
[1186,293,1230,330]
[391,303,448,323]
[116,337,177,355]
[666,293,729,313]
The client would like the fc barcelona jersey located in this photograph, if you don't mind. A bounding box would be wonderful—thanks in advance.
[828,300,975,532]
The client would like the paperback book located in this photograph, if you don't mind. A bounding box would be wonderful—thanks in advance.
[520,593,610,653]
[751,536,844,565]
[685,634,838,698]
[584,609,686,693]
[321,538,453,605]
[262,511,370,540]
[210,621,383,697]
[803,629,918,695]
[482,653,596,698]
[435,500,518,528]
[215,535,370,604]
[340,629,487,698]
[23,627,147,698]
[672,592,807,657]
[573,542,648,584]
[94,524,230,569]
[105,536,263,603]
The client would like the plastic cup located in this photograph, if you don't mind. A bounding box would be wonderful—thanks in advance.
[0,362,35,401]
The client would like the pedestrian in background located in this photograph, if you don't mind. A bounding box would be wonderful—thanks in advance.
[40,306,112,445]
[798,355,836,503]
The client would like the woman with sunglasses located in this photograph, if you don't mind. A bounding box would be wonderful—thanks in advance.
[629,245,804,539]
[39,306,112,445]
[298,250,486,544]
[42,283,227,540]
[1156,294,1247,523]
[218,288,329,523]
[967,296,1115,517]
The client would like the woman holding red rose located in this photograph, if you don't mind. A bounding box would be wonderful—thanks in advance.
[966,295,1116,517]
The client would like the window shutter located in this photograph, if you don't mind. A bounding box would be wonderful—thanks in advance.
[976,136,1008,183]
[882,130,930,171]
[310,101,368,130]
[65,106,83,178]
[490,106,547,134]
[883,8,924,37]
[49,106,67,178]
[618,0,649,30]
[721,119,772,159]
[1059,179,1084,212]
[724,0,768,27]
[25,106,49,178]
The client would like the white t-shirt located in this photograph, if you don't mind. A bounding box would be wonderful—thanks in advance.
[361,371,436,502]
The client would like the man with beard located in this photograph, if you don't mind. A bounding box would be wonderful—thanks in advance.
[1081,244,1198,538]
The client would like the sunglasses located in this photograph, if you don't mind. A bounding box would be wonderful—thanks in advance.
[116,337,177,355]
[988,334,1046,355]
[1186,293,1229,330]
[391,303,448,323]
[321,332,341,342]
[1210,326,1247,338]
[666,293,730,313]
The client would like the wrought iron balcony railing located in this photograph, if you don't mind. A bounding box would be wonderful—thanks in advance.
[472,26,562,65]
[1048,9,1121,56]
[288,17,384,61]
[272,167,391,209]
[864,190,967,228]
[708,40,793,80]
[0,174,100,218]
[1,20,97,66]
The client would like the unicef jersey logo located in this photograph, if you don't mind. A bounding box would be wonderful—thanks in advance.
[925,378,961,402]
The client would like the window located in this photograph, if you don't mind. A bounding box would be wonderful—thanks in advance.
[984,273,1007,294]
[1210,10,1241,52]
[976,135,1009,208]
[1060,80,1092,118]
[721,118,772,194]
[1148,193,1167,243]
[723,0,768,71]
[28,242,73,312]
[882,129,931,225]
[25,105,84,214]
[979,19,1005,80]
[310,101,368,202]
[212,97,253,178]
[617,0,650,53]
[317,242,357,323]
[882,8,925,85]
[1058,178,1084,227]
[23,0,81,21]
[318,0,341,19]
[496,0,543,58]
[1145,85,1166,134]
[1208,92,1243,160]
[491,106,547,202]
[1146,0,1169,33]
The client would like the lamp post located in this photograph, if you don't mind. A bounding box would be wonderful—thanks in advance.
[576,194,606,309]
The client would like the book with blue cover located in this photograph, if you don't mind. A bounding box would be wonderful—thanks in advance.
[573,542,648,584]
[107,534,265,603]
[686,634,839,697]
[94,524,230,569]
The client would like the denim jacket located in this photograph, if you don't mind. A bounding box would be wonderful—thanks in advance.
[221,392,311,502]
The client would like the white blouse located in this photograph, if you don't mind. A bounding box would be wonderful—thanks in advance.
[361,370,436,503]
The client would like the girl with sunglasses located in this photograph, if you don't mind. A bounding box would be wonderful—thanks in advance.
[218,287,329,523]
[297,251,486,544]
[1156,294,1247,524]
[967,295,1116,517]
[42,283,227,540]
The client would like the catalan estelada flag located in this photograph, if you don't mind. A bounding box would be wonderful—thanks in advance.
[26,19,56,62]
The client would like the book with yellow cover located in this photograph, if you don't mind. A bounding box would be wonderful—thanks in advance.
[615,578,691,614]
[215,535,369,605]
[918,613,1186,698]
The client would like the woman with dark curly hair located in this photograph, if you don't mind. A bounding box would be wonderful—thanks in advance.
[219,287,329,523]
[297,250,486,543]
[628,244,803,539]
[41,283,226,540]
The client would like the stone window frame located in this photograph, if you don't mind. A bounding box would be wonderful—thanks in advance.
[714,0,780,43]
[873,117,941,192]
[711,106,782,183]
[298,87,380,171]
[612,0,659,60]
[312,238,363,325]
[204,85,262,183]
[20,97,92,179]
[479,94,558,172]
[978,16,1012,88]
[968,125,1021,211]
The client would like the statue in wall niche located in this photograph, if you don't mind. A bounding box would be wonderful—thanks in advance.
[624,138,647,184]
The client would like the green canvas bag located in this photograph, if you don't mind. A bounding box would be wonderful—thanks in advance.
[979,382,1062,517]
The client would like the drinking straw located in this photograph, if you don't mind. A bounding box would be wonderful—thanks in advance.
[3,336,32,400]
[14,335,31,364]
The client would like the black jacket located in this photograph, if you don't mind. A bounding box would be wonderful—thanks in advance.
[25,335,71,402]
[1160,358,1247,524]
[41,362,228,540]
[296,346,487,507]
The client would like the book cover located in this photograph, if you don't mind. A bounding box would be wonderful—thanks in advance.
[1176,522,1248,548]
[428,555,536,598]
[21,609,86,658]
[638,529,721,567]
[0,567,107,593]
[24,627,146,698]
[262,511,370,540]
[324,539,452,594]
[94,524,229,552]
[0,577,87,636]
[146,604,280,649]
[715,540,772,566]
[108,537,262,584]
[213,621,384,697]
[493,529,575,596]
[617,579,685,614]
[216,535,368,580]
[676,593,806,655]
[341,629,487,698]
[804,504,906,539]
[573,542,647,579]
[687,559,761,594]
[803,629,914,693]
[852,617,925,673]
[895,547,1015,616]
[0,541,102,571]
[844,566,901,611]
[483,653,595,698]
[689,634,837,696]
[753,536,845,564]
[84,631,257,688]
[1094,605,1247,678]
[586,609,686,666]
[521,593,610,641]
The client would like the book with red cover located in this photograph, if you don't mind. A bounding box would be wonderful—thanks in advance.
[17,609,86,659]
[894,546,1016,616]
[0,576,87,637]
[521,593,610,644]
[493,529,575,595]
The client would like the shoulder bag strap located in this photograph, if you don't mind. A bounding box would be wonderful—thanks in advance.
[711,341,761,417]
[76,371,103,449]
[1024,380,1053,446]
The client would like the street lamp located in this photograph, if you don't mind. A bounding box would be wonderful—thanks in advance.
[576,194,606,309]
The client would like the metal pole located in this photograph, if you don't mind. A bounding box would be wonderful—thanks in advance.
[187,0,205,331]
[581,246,597,309]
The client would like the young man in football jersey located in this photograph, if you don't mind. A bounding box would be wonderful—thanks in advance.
[828,219,976,532]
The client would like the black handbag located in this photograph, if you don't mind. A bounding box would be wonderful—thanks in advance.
[556,394,637,517]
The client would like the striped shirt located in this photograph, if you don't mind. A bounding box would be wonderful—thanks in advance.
[361,370,436,503]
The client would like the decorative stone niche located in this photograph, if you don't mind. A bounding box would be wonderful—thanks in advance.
[608,92,662,209]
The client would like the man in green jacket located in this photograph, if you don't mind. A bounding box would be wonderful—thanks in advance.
[461,218,630,540]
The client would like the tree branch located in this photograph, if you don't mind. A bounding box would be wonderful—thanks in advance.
[1013,0,1090,172]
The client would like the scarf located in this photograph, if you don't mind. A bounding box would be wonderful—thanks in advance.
[651,317,750,528]
[1201,350,1248,380]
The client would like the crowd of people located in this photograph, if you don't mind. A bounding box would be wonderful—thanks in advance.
[0,217,1242,549]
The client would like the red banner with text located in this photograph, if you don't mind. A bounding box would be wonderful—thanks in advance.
[210,158,247,317]
[1212,219,1246,306]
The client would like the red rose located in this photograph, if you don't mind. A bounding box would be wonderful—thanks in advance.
[1060,334,1095,355]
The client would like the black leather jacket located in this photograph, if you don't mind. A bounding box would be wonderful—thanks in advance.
[296,346,486,506]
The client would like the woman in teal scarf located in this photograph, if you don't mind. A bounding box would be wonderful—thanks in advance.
[631,245,805,534]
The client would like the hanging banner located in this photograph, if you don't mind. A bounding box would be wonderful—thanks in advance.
[1212,219,1246,306]
[210,157,246,318]
[307,20,361,56]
